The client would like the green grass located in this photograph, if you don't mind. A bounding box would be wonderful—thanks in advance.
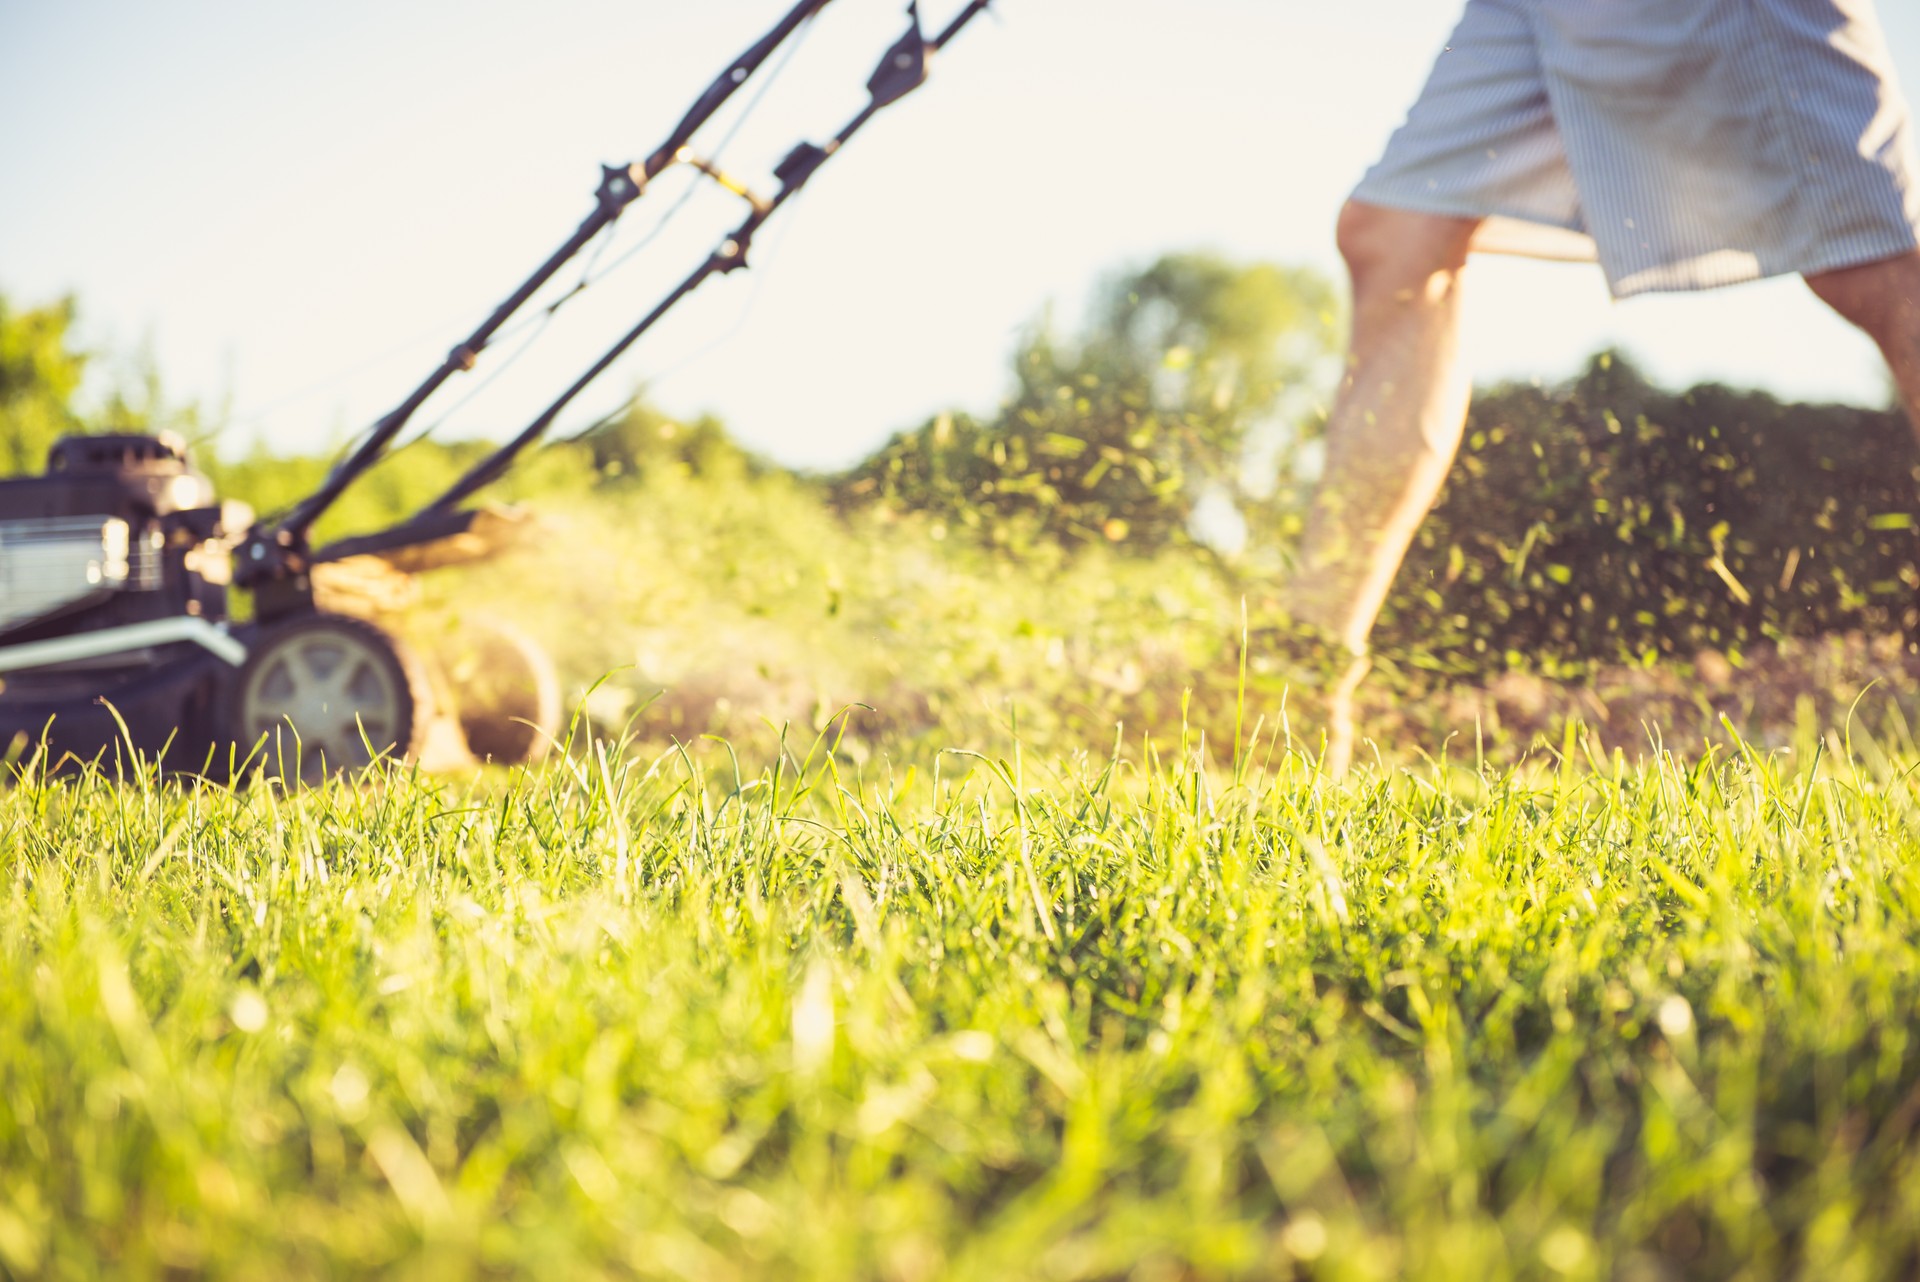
[7,466,1920,1279]
[417,465,1240,763]
[6,723,1920,1280]
[407,465,1920,774]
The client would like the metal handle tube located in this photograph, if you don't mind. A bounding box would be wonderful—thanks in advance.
[269,0,835,549]
[930,0,992,48]
[421,1,995,516]
[645,0,833,175]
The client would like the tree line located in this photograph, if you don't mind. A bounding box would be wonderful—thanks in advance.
[6,260,1916,681]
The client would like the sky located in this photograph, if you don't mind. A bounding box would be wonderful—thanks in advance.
[4,0,1919,471]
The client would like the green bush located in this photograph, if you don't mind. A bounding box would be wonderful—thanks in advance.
[1377,354,1920,678]
[0,296,87,476]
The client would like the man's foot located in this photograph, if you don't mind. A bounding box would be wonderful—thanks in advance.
[1240,608,1372,777]
[1321,648,1371,779]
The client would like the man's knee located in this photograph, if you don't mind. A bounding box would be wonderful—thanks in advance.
[1805,251,1920,341]
[1336,201,1481,297]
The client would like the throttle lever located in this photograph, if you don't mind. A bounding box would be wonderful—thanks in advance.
[866,3,929,107]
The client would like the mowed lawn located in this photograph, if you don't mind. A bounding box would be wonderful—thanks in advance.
[4,733,1920,1280]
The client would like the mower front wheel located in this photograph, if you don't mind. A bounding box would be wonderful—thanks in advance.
[231,613,431,780]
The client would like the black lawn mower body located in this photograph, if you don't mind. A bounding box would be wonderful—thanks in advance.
[0,434,254,772]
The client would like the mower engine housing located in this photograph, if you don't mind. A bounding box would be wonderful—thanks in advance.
[0,433,244,768]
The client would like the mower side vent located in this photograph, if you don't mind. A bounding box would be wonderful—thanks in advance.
[0,516,134,632]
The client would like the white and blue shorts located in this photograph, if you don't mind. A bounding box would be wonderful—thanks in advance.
[1353,0,1920,297]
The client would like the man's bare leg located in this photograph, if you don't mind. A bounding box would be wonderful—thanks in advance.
[1280,202,1482,772]
[1804,250,1920,432]
[1289,203,1484,651]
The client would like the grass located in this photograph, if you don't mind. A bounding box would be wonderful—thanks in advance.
[417,465,1239,763]
[411,465,1920,773]
[8,466,1920,1279]
[6,717,1920,1280]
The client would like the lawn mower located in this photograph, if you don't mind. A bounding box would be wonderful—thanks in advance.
[0,0,991,780]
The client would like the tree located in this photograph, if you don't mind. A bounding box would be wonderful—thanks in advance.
[1093,252,1340,495]
[572,398,760,486]
[0,294,86,476]
[835,253,1341,553]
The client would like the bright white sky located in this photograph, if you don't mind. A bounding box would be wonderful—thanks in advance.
[4,1,1919,470]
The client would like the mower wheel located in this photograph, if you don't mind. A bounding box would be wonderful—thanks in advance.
[232,613,430,780]
[438,616,563,764]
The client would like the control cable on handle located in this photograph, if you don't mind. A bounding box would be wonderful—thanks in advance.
[417,0,995,519]
[239,0,836,593]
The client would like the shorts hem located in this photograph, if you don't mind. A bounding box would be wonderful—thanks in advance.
[1780,227,1920,281]
[1612,225,1920,298]
[1352,184,1920,299]
[1347,182,1585,240]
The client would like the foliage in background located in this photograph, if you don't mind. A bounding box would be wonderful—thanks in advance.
[1377,353,1920,679]
[203,437,599,547]
[207,395,766,546]
[0,295,87,476]
[0,293,221,476]
[12,282,1920,701]
[831,254,1340,554]
[437,457,1234,762]
[573,399,766,489]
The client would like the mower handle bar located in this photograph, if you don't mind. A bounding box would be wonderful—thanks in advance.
[418,0,994,518]
[260,0,835,555]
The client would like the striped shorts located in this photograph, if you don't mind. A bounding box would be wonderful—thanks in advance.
[1353,0,1920,297]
